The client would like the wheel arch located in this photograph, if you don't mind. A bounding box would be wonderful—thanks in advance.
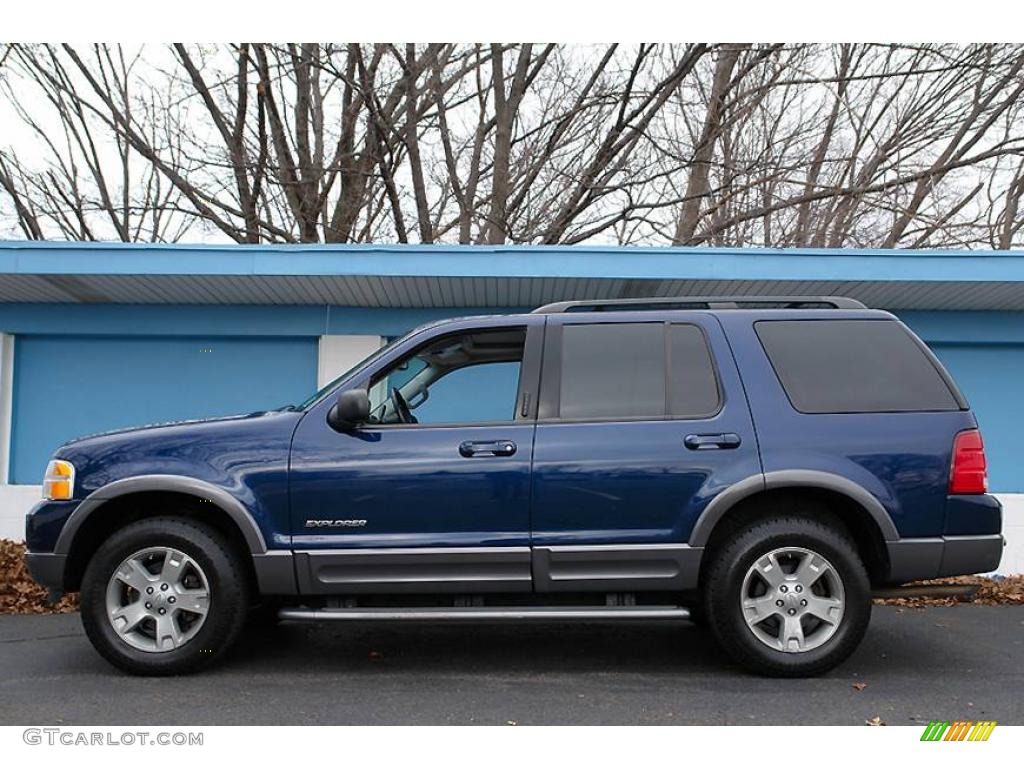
[691,471,897,585]
[58,476,266,592]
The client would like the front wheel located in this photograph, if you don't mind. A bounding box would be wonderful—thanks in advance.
[703,513,871,677]
[80,517,249,675]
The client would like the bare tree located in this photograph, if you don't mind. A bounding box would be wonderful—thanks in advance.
[1,43,1023,249]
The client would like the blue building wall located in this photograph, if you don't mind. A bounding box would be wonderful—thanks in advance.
[9,332,317,483]
[1,303,1022,492]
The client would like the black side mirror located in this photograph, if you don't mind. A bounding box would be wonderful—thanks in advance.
[327,388,370,431]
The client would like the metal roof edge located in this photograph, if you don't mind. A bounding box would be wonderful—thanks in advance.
[1,241,1022,284]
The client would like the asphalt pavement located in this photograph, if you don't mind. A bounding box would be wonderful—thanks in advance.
[0,605,1021,725]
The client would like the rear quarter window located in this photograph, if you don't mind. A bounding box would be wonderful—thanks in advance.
[755,319,961,414]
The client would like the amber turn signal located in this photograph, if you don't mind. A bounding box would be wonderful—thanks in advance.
[43,459,75,500]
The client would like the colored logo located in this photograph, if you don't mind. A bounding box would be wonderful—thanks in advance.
[920,721,996,741]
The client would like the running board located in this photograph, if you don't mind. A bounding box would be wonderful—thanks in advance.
[278,605,691,622]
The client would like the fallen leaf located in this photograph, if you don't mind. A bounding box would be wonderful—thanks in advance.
[853,682,868,691]
[0,539,78,615]
[865,716,886,726]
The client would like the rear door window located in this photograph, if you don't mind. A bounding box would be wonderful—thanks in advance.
[554,322,720,420]
[755,319,961,414]
[559,323,665,419]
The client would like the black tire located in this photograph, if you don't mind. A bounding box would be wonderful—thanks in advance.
[80,516,249,676]
[703,509,871,677]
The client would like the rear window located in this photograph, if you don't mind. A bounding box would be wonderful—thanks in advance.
[755,319,961,414]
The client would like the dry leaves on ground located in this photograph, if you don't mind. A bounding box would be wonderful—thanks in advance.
[0,539,78,614]
[873,575,1024,607]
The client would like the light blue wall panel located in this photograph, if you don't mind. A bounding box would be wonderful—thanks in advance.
[5,303,1024,493]
[10,335,317,483]
[928,343,1024,493]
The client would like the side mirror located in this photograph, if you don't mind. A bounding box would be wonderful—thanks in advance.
[327,388,370,431]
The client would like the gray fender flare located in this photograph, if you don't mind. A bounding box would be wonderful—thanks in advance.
[688,469,899,548]
[54,474,267,555]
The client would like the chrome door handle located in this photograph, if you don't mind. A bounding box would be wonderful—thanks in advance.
[459,440,517,458]
[684,433,741,450]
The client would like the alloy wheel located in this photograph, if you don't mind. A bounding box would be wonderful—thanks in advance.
[104,547,211,653]
[740,546,845,653]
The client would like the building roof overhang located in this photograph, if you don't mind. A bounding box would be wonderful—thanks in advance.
[1,242,1022,311]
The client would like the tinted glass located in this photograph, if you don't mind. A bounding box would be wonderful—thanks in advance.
[668,324,720,416]
[756,319,960,414]
[559,323,665,419]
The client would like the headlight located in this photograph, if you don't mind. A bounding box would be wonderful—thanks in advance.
[43,459,75,500]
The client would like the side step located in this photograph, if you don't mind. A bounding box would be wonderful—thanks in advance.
[278,605,691,622]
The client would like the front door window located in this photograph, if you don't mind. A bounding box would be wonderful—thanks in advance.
[368,328,526,426]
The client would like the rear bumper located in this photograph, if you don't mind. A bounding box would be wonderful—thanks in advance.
[886,534,1005,584]
[25,552,67,593]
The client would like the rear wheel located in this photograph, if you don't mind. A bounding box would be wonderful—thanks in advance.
[703,511,871,677]
[80,517,249,675]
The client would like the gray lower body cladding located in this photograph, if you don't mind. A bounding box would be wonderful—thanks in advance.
[294,547,534,595]
[885,534,1004,583]
[24,552,66,593]
[290,544,701,595]
[532,544,702,592]
[27,535,1006,597]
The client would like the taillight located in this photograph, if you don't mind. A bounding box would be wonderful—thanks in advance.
[950,429,987,494]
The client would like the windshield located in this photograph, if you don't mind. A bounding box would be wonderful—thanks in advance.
[296,334,405,410]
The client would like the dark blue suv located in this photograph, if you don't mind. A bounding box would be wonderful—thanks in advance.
[24,296,1004,676]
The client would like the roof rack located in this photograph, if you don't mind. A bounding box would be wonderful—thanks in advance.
[531,295,867,314]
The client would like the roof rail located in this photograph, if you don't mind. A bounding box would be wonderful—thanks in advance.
[531,295,867,314]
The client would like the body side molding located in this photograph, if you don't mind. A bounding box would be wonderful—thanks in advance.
[295,546,533,594]
[54,474,267,555]
[688,469,900,547]
[533,543,702,592]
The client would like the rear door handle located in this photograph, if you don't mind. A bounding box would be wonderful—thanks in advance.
[459,440,517,458]
[684,433,741,450]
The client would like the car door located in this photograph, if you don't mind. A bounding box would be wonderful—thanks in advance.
[288,316,544,595]
[529,313,762,592]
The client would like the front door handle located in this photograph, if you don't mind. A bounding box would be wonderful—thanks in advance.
[459,440,517,458]
[684,433,741,450]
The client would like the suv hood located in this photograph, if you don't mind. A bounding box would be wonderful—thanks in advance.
[52,409,305,498]
[59,409,295,444]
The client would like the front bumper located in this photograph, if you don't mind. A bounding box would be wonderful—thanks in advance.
[25,552,67,594]
[886,534,1005,584]
[25,499,80,553]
